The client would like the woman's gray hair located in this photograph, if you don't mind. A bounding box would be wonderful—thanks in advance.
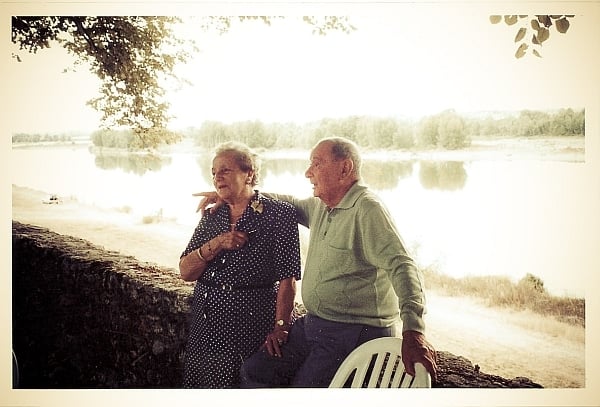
[319,137,362,178]
[214,141,261,186]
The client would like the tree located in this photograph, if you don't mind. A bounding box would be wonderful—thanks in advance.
[12,16,355,148]
[195,120,232,148]
[393,120,415,149]
[515,110,551,136]
[231,120,276,149]
[415,115,440,148]
[437,110,469,149]
[12,16,192,148]
[490,15,574,58]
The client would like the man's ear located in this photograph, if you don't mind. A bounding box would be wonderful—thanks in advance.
[341,159,354,178]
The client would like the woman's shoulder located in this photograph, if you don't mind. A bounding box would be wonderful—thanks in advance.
[257,193,297,214]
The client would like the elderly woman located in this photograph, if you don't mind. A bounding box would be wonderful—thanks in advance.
[179,141,301,388]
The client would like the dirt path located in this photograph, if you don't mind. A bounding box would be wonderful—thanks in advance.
[11,184,586,388]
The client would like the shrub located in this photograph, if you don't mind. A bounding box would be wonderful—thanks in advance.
[518,273,546,294]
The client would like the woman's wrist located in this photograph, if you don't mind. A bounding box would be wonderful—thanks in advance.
[206,238,219,259]
[274,319,291,331]
[195,247,206,262]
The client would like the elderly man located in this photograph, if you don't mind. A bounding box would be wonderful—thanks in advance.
[198,137,437,387]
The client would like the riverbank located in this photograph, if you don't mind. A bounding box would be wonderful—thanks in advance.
[13,135,585,163]
[11,184,586,388]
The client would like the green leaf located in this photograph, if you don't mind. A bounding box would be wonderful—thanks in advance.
[533,49,542,58]
[556,17,570,33]
[531,19,540,30]
[514,27,526,42]
[538,27,550,43]
[515,42,528,58]
[532,33,540,45]
[537,15,552,27]
[505,15,518,25]
[489,15,502,24]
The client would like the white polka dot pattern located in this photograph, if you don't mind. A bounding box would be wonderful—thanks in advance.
[181,193,301,388]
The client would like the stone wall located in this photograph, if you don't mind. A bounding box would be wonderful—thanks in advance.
[11,221,542,388]
[12,221,193,388]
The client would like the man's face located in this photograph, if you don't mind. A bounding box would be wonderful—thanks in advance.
[305,142,344,205]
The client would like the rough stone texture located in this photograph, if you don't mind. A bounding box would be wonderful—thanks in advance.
[12,221,193,388]
[12,221,542,389]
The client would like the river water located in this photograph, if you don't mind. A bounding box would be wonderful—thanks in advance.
[11,140,594,298]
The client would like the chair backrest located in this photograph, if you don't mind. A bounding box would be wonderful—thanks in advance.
[329,337,431,388]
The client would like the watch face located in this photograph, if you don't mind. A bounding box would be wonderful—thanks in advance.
[276,319,285,326]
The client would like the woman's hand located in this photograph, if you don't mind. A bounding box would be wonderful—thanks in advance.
[192,191,224,215]
[217,229,249,251]
[264,328,289,358]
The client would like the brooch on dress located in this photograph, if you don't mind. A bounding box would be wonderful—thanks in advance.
[250,199,264,214]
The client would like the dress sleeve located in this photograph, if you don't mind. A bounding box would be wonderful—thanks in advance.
[180,216,210,258]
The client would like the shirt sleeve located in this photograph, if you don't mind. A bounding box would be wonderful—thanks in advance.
[358,197,427,333]
[262,193,317,229]
[270,202,302,281]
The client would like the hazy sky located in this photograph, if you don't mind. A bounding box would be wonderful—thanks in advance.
[3,3,598,134]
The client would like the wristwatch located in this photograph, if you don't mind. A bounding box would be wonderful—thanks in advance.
[275,319,288,327]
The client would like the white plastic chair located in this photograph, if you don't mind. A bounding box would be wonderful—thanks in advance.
[329,337,431,388]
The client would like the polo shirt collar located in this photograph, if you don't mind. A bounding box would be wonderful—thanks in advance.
[334,181,368,210]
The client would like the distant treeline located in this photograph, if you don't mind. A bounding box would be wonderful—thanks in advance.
[184,108,585,151]
[18,108,582,151]
[12,133,74,143]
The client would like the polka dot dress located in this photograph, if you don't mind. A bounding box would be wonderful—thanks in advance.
[181,192,301,388]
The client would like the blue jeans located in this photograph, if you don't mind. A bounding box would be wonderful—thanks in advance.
[240,314,393,388]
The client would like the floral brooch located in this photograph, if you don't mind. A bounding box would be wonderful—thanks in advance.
[250,199,264,214]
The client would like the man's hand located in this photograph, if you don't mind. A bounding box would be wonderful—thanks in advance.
[192,191,223,215]
[402,330,437,382]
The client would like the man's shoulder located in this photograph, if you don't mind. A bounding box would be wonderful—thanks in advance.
[354,185,385,208]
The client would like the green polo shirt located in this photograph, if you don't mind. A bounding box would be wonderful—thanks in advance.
[272,182,426,333]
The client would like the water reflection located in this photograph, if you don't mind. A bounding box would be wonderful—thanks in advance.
[262,159,418,191]
[188,154,467,191]
[93,150,172,175]
[419,161,467,191]
[362,160,415,190]
[195,154,213,185]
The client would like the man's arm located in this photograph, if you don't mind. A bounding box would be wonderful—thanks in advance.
[262,193,314,228]
[357,196,437,381]
[358,197,426,332]
[194,191,315,228]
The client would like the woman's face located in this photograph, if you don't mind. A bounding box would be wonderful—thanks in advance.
[212,152,253,202]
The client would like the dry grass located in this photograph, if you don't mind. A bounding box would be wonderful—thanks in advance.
[421,267,585,327]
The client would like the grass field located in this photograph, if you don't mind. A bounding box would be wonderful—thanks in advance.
[422,267,585,328]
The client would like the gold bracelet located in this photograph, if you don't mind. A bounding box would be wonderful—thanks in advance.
[196,247,206,262]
